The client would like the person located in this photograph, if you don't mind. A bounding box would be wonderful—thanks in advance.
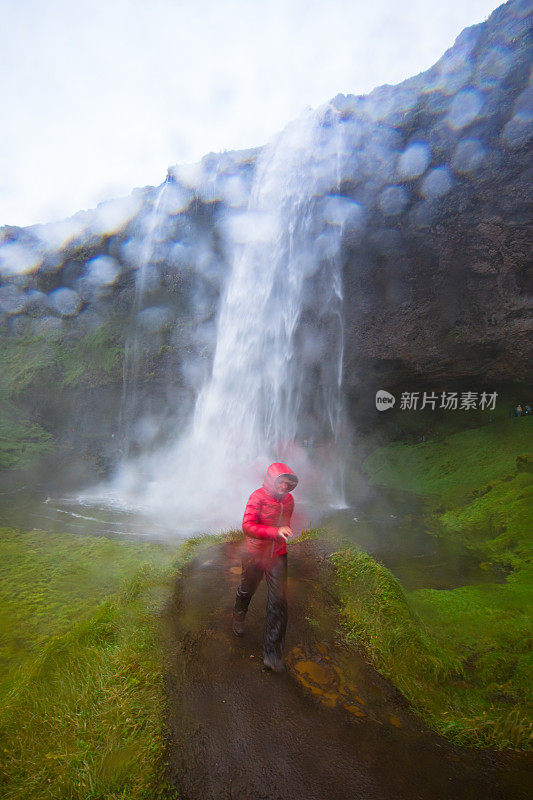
[232,462,298,673]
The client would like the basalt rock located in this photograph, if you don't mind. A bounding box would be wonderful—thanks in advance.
[338,0,532,417]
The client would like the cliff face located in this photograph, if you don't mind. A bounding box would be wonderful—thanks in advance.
[342,155,531,415]
[336,0,532,411]
[0,0,531,470]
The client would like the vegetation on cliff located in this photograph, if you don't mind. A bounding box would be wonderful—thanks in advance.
[0,323,124,469]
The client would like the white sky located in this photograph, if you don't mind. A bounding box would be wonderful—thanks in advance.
[0,0,501,227]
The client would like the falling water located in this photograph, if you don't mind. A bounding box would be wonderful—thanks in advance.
[103,103,352,529]
[118,179,169,454]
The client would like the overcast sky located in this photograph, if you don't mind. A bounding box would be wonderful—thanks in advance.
[0,0,501,227]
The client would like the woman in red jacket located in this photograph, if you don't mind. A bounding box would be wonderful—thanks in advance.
[233,462,298,672]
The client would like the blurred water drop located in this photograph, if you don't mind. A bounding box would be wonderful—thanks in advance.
[502,112,533,148]
[452,138,486,173]
[217,173,249,208]
[169,242,191,268]
[47,287,82,316]
[24,289,48,313]
[420,167,453,199]
[34,218,86,252]
[475,46,513,89]
[322,195,361,227]
[379,185,408,215]
[397,142,431,180]
[90,196,141,236]
[86,255,121,286]
[163,182,193,214]
[137,306,172,332]
[223,211,279,244]
[409,200,436,228]
[31,315,64,337]
[0,284,26,314]
[447,88,483,130]
[0,243,42,276]
[502,85,533,148]
[77,308,106,333]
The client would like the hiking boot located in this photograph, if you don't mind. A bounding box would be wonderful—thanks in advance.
[263,653,285,673]
[232,611,246,636]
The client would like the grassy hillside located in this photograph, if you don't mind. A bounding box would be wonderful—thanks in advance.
[0,527,211,800]
[0,527,172,694]
[337,416,533,748]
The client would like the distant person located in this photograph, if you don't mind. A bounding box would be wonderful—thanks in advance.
[232,462,298,673]
[525,404,531,415]
[516,404,523,417]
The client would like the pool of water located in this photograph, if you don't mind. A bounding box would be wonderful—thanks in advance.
[319,486,505,591]
[0,483,176,542]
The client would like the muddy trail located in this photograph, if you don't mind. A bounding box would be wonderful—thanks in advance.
[161,540,531,800]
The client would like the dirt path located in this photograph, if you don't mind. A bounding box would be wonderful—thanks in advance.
[162,540,531,800]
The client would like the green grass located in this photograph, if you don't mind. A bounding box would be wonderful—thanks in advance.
[361,417,533,573]
[0,397,54,469]
[409,566,533,745]
[53,325,124,388]
[0,337,57,395]
[331,546,463,690]
[341,417,533,749]
[0,323,125,469]
[0,527,224,800]
[332,546,532,749]
[0,527,173,693]
[437,471,532,571]
[363,418,533,498]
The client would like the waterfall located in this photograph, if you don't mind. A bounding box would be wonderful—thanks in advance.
[105,103,352,530]
[118,179,169,454]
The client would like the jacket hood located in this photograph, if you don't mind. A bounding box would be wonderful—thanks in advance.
[262,462,298,497]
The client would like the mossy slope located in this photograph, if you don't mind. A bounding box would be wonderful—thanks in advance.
[333,546,532,749]
[343,418,533,749]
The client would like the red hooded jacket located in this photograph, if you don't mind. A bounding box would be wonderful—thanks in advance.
[242,462,298,559]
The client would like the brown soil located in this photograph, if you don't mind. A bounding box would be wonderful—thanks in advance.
[161,540,532,800]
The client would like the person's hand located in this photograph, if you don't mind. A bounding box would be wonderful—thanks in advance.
[277,526,293,543]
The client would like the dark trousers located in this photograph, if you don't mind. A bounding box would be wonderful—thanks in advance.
[234,552,288,659]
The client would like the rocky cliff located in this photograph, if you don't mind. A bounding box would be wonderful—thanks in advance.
[337,0,532,419]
